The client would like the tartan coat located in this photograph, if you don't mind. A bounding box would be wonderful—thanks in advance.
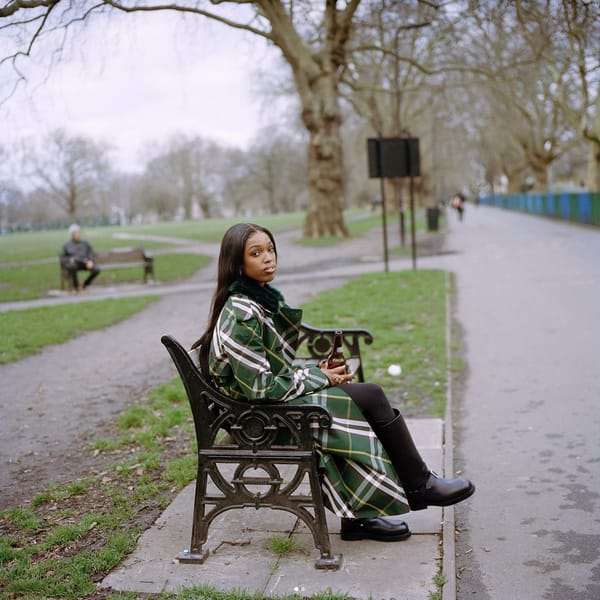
[208,277,409,518]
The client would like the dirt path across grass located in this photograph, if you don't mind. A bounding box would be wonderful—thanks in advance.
[0,225,444,509]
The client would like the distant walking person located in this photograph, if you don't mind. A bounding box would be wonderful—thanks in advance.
[452,192,465,221]
[60,224,100,291]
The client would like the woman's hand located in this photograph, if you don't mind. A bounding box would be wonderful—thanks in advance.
[319,362,354,386]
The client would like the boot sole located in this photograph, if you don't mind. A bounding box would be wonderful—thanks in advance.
[408,482,475,511]
[340,530,412,542]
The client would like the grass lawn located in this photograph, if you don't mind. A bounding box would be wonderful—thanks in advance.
[0,296,160,364]
[0,269,450,599]
[0,209,418,263]
[0,210,381,302]
[0,229,172,264]
[296,209,427,247]
[0,253,210,303]
[0,213,310,264]
[301,269,449,416]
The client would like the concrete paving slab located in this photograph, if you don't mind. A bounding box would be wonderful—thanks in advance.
[104,497,295,593]
[103,419,445,598]
[266,531,440,600]
[405,419,443,450]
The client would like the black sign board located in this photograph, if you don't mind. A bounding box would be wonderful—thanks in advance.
[367,138,420,178]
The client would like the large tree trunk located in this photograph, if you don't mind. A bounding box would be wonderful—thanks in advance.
[302,90,348,237]
[505,167,523,194]
[259,0,356,238]
[530,162,549,192]
[586,141,600,192]
[585,102,600,191]
[183,191,193,220]
[198,194,211,218]
[522,138,551,192]
[66,177,77,216]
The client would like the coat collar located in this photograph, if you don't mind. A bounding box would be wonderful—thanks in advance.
[229,276,284,314]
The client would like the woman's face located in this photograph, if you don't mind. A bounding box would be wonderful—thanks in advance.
[242,231,277,285]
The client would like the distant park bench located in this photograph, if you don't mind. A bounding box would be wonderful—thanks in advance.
[160,324,373,570]
[59,246,154,290]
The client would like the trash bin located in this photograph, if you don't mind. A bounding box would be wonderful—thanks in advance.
[426,207,440,231]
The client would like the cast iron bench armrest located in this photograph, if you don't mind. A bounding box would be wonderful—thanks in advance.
[295,322,373,382]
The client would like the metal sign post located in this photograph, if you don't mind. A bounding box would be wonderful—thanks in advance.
[380,177,389,272]
[409,174,417,271]
[367,137,420,271]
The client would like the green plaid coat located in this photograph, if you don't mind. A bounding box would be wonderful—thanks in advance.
[209,278,409,518]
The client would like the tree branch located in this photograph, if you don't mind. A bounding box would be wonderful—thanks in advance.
[102,0,274,41]
[0,0,62,103]
[0,0,59,19]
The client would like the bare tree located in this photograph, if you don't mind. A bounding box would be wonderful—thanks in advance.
[4,1,595,227]
[245,130,308,214]
[0,0,381,236]
[134,174,179,221]
[342,1,443,210]
[345,1,598,195]
[21,129,111,217]
[344,1,438,136]
[0,142,23,229]
[541,0,600,190]
[221,154,255,217]
[143,135,230,219]
[456,1,598,192]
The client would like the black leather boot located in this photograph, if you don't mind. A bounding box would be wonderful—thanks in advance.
[340,517,411,541]
[404,471,475,510]
[372,410,475,511]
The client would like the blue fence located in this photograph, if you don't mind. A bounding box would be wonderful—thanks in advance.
[479,192,600,227]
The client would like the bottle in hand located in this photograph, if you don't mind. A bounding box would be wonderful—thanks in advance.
[326,330,347,371]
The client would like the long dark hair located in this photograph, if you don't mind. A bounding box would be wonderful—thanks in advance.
[192,223,277,376]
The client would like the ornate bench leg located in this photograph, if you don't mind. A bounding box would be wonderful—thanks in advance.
[178,548,210,564]
[178,469,210,565]
[305,465,343,570]
[315,552,343,570]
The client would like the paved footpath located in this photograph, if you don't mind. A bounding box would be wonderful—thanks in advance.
[435,207,600,599]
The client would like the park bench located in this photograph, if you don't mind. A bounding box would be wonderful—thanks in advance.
[160,324,372,570]
[59,246,154,289]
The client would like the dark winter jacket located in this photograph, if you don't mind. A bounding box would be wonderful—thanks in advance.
[60,239,96,266]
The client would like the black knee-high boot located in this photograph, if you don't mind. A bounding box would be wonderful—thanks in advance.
[372,410,475,511]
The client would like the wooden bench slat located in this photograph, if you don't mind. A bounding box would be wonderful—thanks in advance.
[95,261,149,270]
[96,248,151,263]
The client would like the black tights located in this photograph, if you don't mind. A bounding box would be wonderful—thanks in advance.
[340,382,396,425]
[341,382,429,487]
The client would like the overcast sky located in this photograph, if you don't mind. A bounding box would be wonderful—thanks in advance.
[0,9,282,173]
